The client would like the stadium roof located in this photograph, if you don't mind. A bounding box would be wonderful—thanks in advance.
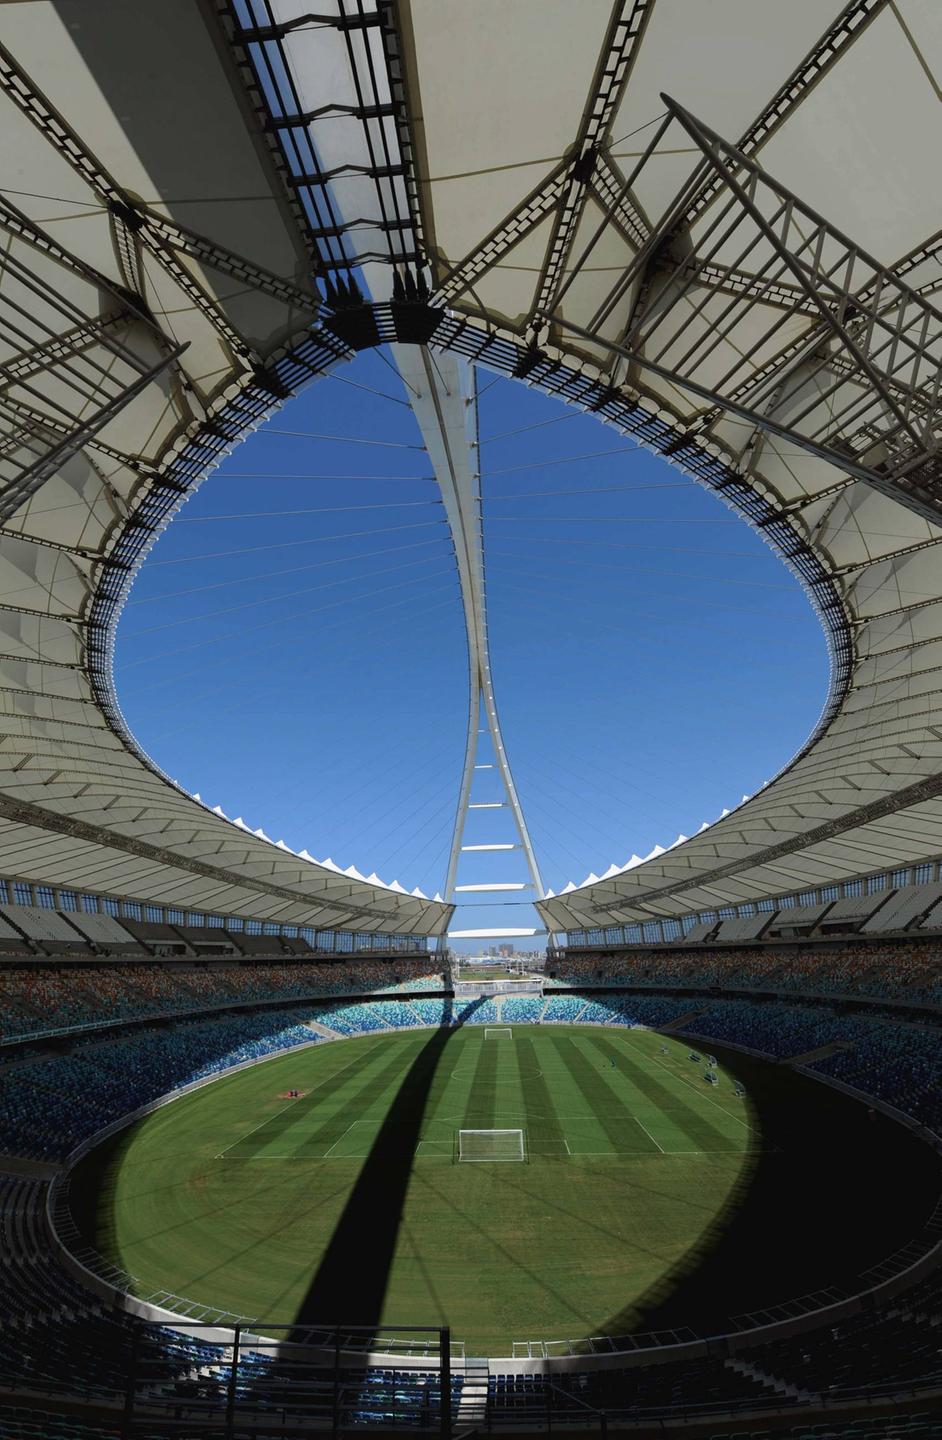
[0,1,940,934]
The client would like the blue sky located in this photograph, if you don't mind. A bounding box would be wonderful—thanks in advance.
[114,350,829,945]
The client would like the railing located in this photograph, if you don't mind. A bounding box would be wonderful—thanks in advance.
[36,994,942,1394]
[115,1321,456,1439]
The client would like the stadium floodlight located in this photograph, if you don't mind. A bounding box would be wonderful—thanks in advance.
[484,1027,512,1039]
[458,1129,525,1162]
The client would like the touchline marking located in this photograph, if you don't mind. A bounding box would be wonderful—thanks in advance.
[633,1116,665,1153]
[560,1147,763,1158]
[322,1120,358,1158]
[449,1067,543,1082]
[215,1042,380,1158]
[568,1149,695,1157]
[216,1096,303,1159]
[206,1143,766,1162]
[621,1038,752,1131]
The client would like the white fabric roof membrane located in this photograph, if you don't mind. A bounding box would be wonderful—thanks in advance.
[1,1,942,936]
[0,1,449,935]
[386,0,942,931]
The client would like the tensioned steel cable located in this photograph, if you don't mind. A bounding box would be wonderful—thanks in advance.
[518,699,742,801]
[126,538,450,606]
[485,482,692,499]
[506,726,670,830]
[485,533,794,559]
[511,788,643,893]
[483,445,640,474]
[347,777,472,887]
[271,710,462,815]
[486,514,741,525]
[515,754,750,898]
[399,807,463,883]
[513,756,673,844]
[486,548,799,591]
[308,770,466,887]
[346,759,464,859]
[376,346,419,396]
[478,414,583,444]
[475,374,503,400]
[209,471,435,481]
[196,739,455,851]
[143,519,449,566]
[324,371,411,408]
[485,561,808,619]
[513,731,684,811]
[317,738,462,837]
[121,553,453,639]
[322,765,461,867]
[487,578,819,662]
[177,486,690,517]
[137,599,461,781]
[258,428,424,448]
[496,785,596,876]
[176,500,442,523]
[118,584,460,696]
[121,566,457,669]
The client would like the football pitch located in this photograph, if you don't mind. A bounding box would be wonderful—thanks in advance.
[218,1025,751,1162]
[71,1024,934,1355]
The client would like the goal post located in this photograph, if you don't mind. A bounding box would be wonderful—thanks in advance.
[484,1027,512,1039]
[457,1129,526,1163]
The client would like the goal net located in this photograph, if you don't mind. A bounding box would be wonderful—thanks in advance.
[457,1129,526,1162]
[484,1027,512,1039]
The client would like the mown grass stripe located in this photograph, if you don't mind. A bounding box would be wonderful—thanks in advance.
[227,1039,420,1158]
[560,1036,659,1154]
[514,1033,569,1156]
[460,1030,500,1133]
[636,1036,750,1131]
[586,1032,745,1152]
[69,1024,926,1358]
[290,1039,437,1158]
[566,1036,692,1154]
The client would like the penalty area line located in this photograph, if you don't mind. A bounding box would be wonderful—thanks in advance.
[561,1147,765,1158]
[633,1115,665,1153]
[321,1120,359,1158]
[215,1094,304,1159]
[214,1042,379,1159]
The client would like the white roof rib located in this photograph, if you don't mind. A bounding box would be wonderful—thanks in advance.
[0,3,450,935]
[0,1,940,937]
[388,0,942,931]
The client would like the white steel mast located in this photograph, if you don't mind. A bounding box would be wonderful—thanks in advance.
[392,346,544,944]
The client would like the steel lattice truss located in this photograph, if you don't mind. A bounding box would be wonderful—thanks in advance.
[549,97,942,525]
[0,0,940,933]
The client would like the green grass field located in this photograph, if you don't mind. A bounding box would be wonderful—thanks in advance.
[71,1023,938,1355]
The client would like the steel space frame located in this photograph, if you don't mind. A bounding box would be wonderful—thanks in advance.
[546,96,942,527]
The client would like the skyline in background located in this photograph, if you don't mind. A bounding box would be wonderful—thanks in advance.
[114,349,830,946]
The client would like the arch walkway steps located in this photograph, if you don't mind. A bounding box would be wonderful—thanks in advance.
[725,1356,815,1402]
[303,1019,344,1042]
[658,1008,707,1032]
[455,1359,490,1426]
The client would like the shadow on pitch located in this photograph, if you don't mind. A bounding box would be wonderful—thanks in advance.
[596,1036,940,1343]
[290,995,481,1336]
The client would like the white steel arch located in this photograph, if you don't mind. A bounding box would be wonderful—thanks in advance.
[392,346,544,931]
[1,1,942,937]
